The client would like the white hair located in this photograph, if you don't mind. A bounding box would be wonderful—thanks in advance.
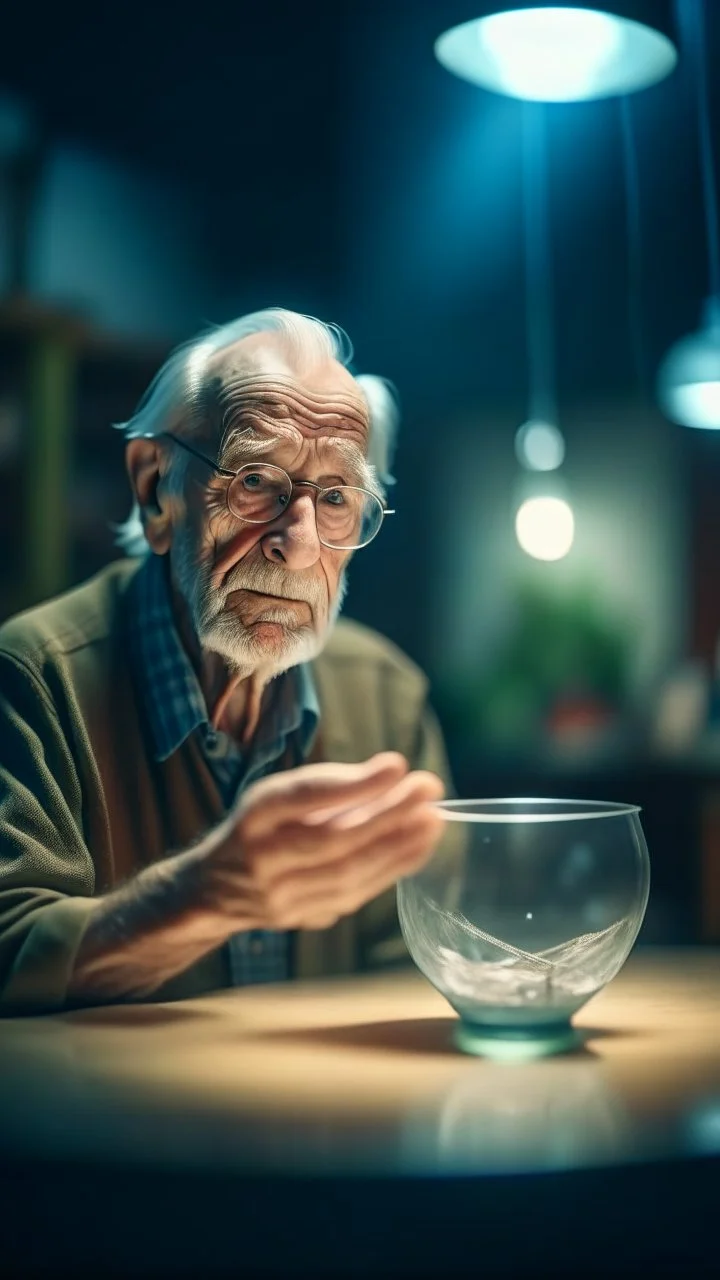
[113,307,399,556]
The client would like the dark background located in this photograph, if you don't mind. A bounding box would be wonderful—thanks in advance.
[1,0,720,941]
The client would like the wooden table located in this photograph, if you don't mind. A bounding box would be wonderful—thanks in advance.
[1,948,719,1276]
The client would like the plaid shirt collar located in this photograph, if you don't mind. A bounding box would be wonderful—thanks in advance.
[128,553,319,764]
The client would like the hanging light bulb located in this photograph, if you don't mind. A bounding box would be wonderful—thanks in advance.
[657,2,720,430]
[516,495,575,559]
[513,469,575,560]
[514,108,568,473]
[434,3,678,102]
[513,105,572,558]
[515,419,566,470]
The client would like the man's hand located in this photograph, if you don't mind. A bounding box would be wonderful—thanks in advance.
[192,752,445,932]
[68,753,444,1003]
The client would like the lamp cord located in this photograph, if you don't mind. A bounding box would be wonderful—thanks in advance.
[620,95,649,400]
[692,0,720,304]
[522,102,557,424]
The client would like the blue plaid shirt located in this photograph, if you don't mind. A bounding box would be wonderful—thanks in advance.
[128,553,320,986]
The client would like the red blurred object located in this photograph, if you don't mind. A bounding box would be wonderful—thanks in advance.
[545,695,616,743]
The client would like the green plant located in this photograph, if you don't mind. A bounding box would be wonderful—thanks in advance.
[436,578,635,747]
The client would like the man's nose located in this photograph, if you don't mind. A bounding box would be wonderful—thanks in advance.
[260,491,322,570]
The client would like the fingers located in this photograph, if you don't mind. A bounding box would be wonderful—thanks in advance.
[265,806,447,929]
[236,752,409,836]
[324,769,444,834]
[245,769,445,882]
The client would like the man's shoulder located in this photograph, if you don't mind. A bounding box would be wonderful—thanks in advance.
[317,617,428,692]
[0,560,139,676]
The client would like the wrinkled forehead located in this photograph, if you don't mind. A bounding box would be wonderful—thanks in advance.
[203,333,370,452]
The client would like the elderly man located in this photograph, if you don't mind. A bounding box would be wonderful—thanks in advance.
[0,308,452,1013]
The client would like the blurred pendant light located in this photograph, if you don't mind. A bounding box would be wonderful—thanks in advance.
[657,0,720,429]
[513,103,575,561]
[434,2,678,102]
[515,104,562,473]
[434,8,679,559]
[515,493,575,559]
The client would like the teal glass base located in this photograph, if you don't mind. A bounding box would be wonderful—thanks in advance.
[454,1018,583,1061]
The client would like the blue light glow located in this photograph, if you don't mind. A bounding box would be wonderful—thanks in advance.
[685,1101,720,1155]
[482,8,621,100]
[515,419,566,471]
[435,7,677,102]
[658,300,720,430]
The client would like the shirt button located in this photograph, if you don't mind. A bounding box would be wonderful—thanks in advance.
[250,939,264,956]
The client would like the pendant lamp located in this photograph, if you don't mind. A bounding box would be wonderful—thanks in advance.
[657,1,720,429]
[435,2,678,102]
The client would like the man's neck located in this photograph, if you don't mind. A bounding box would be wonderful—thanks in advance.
[169,577,271,747]
[201,652,269,746]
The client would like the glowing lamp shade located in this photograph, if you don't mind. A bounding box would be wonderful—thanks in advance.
[657,301,720,430]
[435,5,677,102]
[515,495,574,560]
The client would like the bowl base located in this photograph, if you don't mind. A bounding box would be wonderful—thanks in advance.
[454,1018,582,1061]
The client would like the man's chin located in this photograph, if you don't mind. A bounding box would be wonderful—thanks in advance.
[246,620,300,652]
[199,617,323,674]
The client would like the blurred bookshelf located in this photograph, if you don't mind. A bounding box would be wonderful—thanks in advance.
[0,294,170,620]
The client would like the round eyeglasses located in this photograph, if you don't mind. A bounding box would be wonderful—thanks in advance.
[157,432,394,550]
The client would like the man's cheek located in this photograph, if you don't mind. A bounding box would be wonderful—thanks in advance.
[325,555,347,598]
[210,528,264,586]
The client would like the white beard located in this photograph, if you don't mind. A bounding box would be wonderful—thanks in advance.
[171,527,347,679]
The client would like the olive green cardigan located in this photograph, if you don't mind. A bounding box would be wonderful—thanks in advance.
[0,560,452,1013]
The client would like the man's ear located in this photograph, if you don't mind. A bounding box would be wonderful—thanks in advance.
[125,437,173,555]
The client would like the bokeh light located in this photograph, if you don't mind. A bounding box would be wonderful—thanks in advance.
[515,419,566,471]
[515,495,575,560]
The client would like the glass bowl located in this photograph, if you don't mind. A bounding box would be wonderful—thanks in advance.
[397,798,650,1059]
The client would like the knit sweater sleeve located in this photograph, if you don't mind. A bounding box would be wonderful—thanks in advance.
[0,653,97,1013]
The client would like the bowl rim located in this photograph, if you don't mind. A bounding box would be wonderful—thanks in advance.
[435,797,642,823]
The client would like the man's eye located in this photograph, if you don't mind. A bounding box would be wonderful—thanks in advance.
[242,473,264,490]
[322,489,346,506]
